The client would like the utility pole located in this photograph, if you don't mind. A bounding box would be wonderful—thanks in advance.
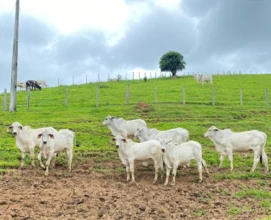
[9,0,20,112]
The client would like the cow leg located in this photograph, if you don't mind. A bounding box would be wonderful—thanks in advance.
[45,154,53,176]
[164,166,171,186]
[201,159,209,175]
[251,149,260,172]
[20,151,26,168]
[197,161,203,182]
[225,148,233,171]
[66,149,73,172]
[218,151,227,170]
[160,159,164,182]
[262,151,269,173]
[38,151,45,169]
[128,159,136,183]
[29,147,35,167]
[153,159,160,184]
[126,162,130,182]
[171,163,178,186]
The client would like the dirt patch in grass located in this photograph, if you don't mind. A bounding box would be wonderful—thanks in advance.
[0,161,270,219]
[135,102,153,113]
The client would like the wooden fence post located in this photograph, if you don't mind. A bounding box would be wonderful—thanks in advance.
[266,88,269,107]
[182,87,185,105]
[98,74,100,82]
[108,74,110,81]
[65,86,68,107]
[86,74,88,84]
[212,89,215,106]
[126,84,130,105]
[3,89,7,111]
[27,87,30,110]
[240,88,242,106]
[96,86,99,107]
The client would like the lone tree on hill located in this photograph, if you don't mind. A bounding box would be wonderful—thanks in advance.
[159,51,186,77]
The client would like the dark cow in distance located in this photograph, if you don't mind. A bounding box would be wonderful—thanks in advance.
[26,80,41,91]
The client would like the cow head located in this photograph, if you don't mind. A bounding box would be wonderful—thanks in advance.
[7,122,23,136]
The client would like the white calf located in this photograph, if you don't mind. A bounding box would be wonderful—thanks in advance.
[7,122,57,168]
[37,128,74,175]
[111,135,163,184]
[200,74,212,85]
[134,127,189,144]
[103,116,147,138]
[160,140,209,186]
[204,126,268,173]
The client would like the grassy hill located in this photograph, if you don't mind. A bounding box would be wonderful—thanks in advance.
[0,74,271,178]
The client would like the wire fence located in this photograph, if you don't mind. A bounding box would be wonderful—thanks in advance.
[55,70,270,86]
[1,75,271,111]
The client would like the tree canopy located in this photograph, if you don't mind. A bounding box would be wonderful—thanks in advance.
[159,51,186,77]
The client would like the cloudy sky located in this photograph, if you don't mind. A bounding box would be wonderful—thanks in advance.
[0,0,270,91]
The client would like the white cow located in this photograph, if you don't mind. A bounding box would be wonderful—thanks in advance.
[7,122,57,168]
[204,126,268,173]
[37,128,74,175]
[111,135,163,184]
[35,80,48,88]
[103,116,147,138]
[192,74,200,82]
[200,74,212,85]
[17,81,26,89]
[160,139,209,186]
[134,127,189,144]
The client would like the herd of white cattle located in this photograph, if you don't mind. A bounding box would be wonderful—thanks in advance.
[6,116,269,186]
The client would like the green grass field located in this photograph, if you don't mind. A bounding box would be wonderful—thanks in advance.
[0,74,271,177]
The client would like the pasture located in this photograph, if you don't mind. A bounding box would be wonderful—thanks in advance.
[0,74,271,219]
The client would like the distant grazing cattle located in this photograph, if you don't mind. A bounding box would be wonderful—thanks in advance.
[200,74,212,85]
[192,74,200,82]
[35,80,48,88]
[17,81,26,90]
[26,80,41,90]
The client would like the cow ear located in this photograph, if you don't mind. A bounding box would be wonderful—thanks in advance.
[19,126,23,130]
[214,128,219,131]
[37,134,42,139]
[7,126,13,132]
[49,134,55,139]
[110,137,116,142]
